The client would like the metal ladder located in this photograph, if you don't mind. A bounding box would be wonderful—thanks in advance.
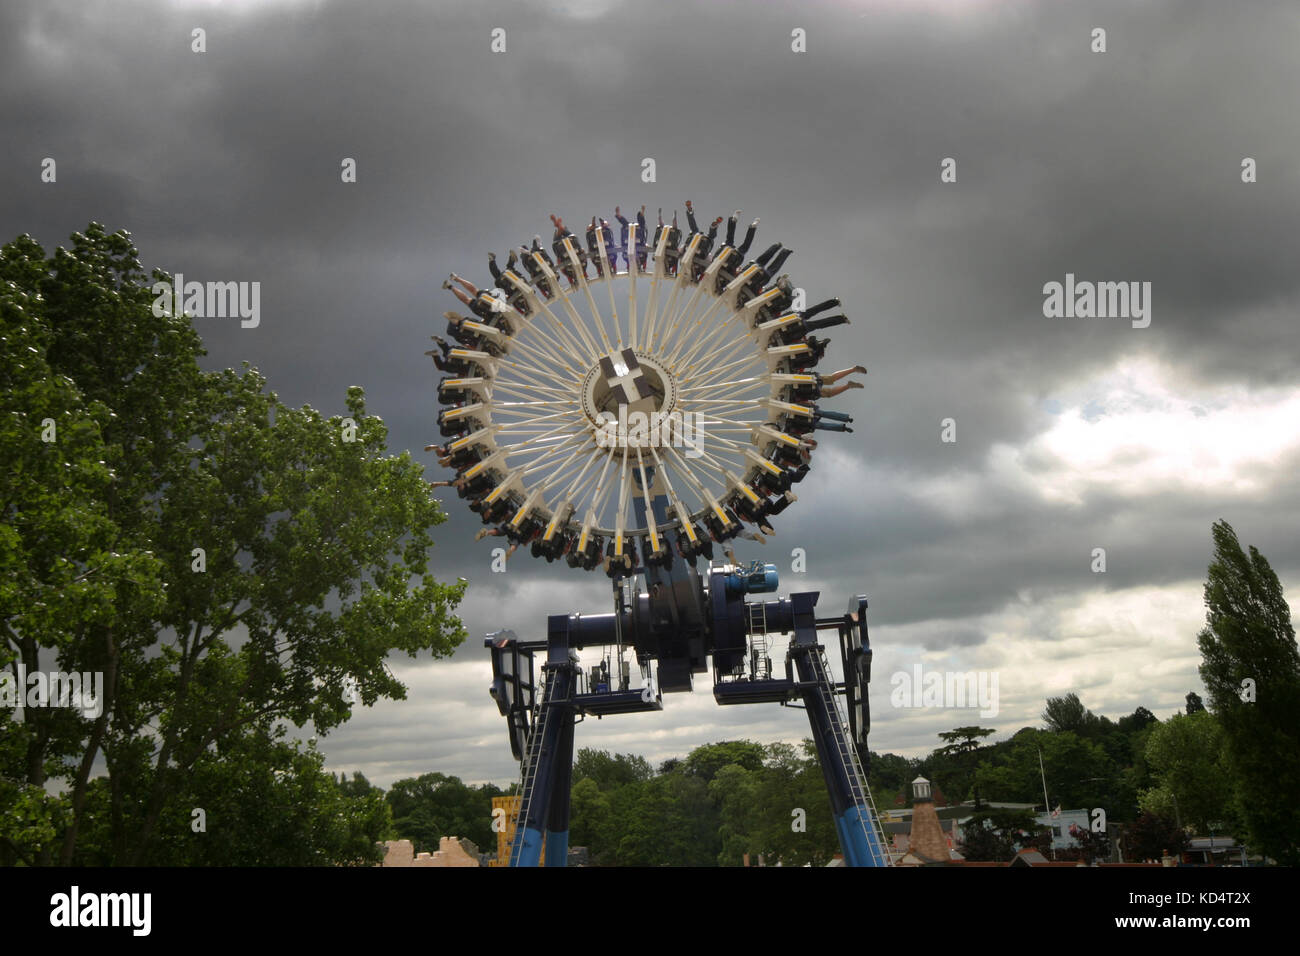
[809,646,892,865]
[510,666,556,866]
[747,602,770,679]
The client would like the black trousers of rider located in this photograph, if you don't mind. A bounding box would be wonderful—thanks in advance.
[803,313,849,333]
[802,297,839,320]
[737,221,757,256]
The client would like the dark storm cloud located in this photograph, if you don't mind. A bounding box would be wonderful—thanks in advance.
[4,0,1298,782]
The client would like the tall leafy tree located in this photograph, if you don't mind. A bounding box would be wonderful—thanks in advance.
[1,229,168,864]
[680,739,765,783]
[1196,519,1300,864]
[568,777,610,856]
[743,741,839,866]
[1116,706,1157,735]
[78,728,395,866]
[708,762,759,866]
[974,728,1113,813]
[1138,711,1238,835]
[1042,693,1099,735]
[572,748,653,791]
[386,772,502,854]
[936,726,995,755]
[0,225,466,865]
[616,772,718,866]
[932,726,996,804]
[867,749,919,808]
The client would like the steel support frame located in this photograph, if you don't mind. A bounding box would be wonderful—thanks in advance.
[509,614,579,867]
[787,592,889,866]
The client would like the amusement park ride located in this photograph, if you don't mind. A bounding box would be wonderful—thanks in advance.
[431,206,890,866]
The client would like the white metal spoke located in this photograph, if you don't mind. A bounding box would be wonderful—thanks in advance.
[678,376,765,396]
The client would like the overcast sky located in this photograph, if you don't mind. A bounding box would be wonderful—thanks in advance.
[4,0,1298,790]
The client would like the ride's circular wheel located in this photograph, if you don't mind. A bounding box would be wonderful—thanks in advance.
[432,209,838,573]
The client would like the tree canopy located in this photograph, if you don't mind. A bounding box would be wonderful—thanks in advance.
[1196,520,1299,863]
[0,224,466,865]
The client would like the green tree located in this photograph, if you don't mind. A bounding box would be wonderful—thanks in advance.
[336,770,383,800]
[1061,822,1112,865]
[105,728,393,866]
[616,772,718,866]
[568,777,610,856]
[572,748,653,791]
[742,741,840,867]
[959,807,1045,862]
[936,726,995,755]
[1116,706,1157,735]
[596,779,646,865]
[974,728,1113,812]
[1138,711,1237,835]
[386,772,502,854]
[1196,519,1300,863]
[709,762,759,866]
[931,726,996,804]
[680,739,765,783]
[867,750,918,809]
[0,225,466,865]
[1042,693,1100,736]
[1121,811,1188,863]
[0,229,168,864]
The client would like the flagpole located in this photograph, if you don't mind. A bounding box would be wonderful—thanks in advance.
[1038,746,1055,860]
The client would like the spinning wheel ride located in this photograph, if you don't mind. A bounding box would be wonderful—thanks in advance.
[430,204,888,867]
[431,206,850,574]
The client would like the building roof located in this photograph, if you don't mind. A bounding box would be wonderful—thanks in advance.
[1188,837,1244,850]
[906,798,958,864]
[1009,848,1080,867]
[883,818,956,835]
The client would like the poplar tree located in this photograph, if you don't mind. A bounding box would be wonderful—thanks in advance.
[1196,520,1300,864]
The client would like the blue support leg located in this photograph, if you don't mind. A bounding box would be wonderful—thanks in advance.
[509,614,577,867]
[544,705,575,866]
[789,591,888,867]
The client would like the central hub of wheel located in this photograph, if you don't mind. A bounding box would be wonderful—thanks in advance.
[581,348,679,449]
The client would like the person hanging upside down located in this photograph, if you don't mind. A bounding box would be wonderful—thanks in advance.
[790,366,867,401]
[487,249,518,287]
[585,217,605,277]
[549,214,585,284]
[794,297,850,333]
[599,217,617,273]
[614,206,631,268]
[663,211,683,275]
[725,211,759,256]
[704,505,766,546]
[474,525,521,559]
[788,334,829,371]
[443,272,478,299]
